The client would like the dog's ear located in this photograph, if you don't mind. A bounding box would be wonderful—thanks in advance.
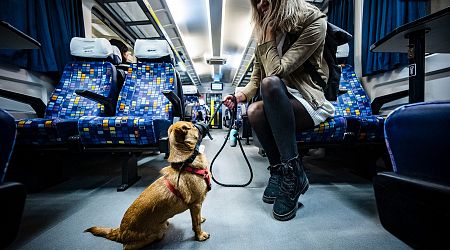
[175,124,191,134]
[168,124,174,136]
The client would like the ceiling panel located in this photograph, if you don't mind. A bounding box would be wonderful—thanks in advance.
[164,27,177,38]
[166,0,213,83]
[132,24,159,38]
[156,11,171,24]
[221,0,252,84]
[147,0,202,85]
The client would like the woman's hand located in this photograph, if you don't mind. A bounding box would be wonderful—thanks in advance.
[223,92,246,110]
[263,20,276,43]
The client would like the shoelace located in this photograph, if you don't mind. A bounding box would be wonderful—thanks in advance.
[267,165,283,186]
[280,165,297,197]
[267,165,282,174]
[268,175,281,186]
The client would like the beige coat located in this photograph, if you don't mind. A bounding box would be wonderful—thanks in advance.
[241,5,329,109]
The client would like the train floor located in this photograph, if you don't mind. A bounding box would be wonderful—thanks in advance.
[7,129,410,250]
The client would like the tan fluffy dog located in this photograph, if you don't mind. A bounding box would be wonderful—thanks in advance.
[85,121,210,250]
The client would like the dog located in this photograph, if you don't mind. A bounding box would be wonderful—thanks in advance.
[85,121,211,250]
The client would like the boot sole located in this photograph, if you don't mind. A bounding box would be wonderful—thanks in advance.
[272,180,309,221]
[262,195,276,204]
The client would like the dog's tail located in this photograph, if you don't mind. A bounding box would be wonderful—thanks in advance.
[85,227,121,242]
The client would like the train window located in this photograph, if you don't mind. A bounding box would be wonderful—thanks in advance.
[103,2,159,39]
[91,8,135,62]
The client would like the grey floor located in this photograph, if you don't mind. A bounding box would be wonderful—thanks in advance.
[7,130,411,250]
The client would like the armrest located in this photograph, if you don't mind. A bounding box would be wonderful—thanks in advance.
[0,89,46,117]
[162,90,183,120]
[0,182,26,248]
[338,88,348,96]
[371,90,409,115]
[74,89,115,116]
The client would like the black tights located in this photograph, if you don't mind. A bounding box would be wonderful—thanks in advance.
[247,76,314,166]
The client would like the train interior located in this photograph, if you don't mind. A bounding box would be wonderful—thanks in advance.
[1,0,449,249]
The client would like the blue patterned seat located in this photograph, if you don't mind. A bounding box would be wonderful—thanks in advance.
[78,39,178,146]
[0,109,26,249]
[15,38,117,145]
[297,64,384,143]
[184,95,199,122]
[297,116,347,143]
[338,65,385,142]
[185,95,199,104]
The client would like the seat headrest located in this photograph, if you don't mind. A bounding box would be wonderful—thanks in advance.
[111,45,122,65]
[336,43,350,58]
[70,37,113,59]
[134,39,175,64]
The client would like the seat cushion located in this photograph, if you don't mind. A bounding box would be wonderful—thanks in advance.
[16,118,79,145]
[78,116,171,145]
[345,115,385,142]
[357,115,385,141]
[16,118,60,145]
[0,109,16,184]
[296,116,347,143]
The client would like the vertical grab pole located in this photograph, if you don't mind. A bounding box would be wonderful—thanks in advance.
[407,29,427,103]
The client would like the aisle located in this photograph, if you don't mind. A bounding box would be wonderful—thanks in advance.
[8,129,409,250]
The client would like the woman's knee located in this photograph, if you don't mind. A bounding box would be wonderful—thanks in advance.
[247,102,265,124]
[260,76,284,99]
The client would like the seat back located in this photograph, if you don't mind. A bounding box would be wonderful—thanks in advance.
[116,63,175,120]
[44,37,117,120]
[0,112,26,250]
[185,95,199,104]
[385,101,450,184]
[296,64,378,144]
[114,39,177,120]
[0,109,16,184]
[184,95,199,121]
[333,64,372,117]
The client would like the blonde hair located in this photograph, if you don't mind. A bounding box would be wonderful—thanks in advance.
[250,0,314,42]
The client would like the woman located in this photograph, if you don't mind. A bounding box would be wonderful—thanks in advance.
[224,0,334,221]
[109,39,133,64]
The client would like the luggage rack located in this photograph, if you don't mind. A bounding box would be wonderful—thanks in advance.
[95,0,201,86]
[232,39,257,86]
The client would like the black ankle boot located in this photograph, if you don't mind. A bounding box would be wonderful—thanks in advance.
[262,164,283,204]
[273,156,309,221]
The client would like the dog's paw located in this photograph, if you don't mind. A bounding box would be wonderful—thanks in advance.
[201,217,206,223]
[196,231,210,241]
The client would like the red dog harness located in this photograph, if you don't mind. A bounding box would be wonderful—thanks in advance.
[164,165,211,203]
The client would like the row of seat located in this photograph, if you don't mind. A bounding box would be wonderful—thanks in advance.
[15,38,119,145]
[13,38,182,149]
[3,38,183,191]
[78,62,177,146]
[184,95,208,123]
[296,64,386,146]
[0,109,26,249]
[373,101,450,248]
